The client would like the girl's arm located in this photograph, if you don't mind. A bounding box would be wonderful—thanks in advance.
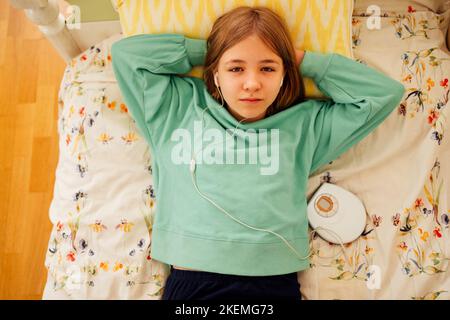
[300,51,405,174]
[111,33,206,148]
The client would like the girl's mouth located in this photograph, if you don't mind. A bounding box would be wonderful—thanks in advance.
[240,99,262,103]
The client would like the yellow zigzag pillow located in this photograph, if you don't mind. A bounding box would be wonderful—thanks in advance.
[114,0,354,97]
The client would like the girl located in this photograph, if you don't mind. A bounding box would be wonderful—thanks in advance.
[111,6,405,300]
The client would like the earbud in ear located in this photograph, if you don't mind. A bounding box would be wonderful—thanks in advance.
[214,73,219,88]
[280,78,284,88]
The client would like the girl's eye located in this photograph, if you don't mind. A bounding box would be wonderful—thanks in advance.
[228,67,275,72]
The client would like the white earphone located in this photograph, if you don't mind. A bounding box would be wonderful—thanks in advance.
[188,78,368,266]
[214,73,219,88]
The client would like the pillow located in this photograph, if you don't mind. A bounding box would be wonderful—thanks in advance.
[43,33,170,299]
[113,0,354,98]
[353,0,450,16]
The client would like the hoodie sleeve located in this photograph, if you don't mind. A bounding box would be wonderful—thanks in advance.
[301,51,405,175]
[111,33,207,148]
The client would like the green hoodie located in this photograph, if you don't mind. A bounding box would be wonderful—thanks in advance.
[111,33,405,276]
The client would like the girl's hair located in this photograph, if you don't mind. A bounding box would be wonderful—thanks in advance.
[203,6,305,116]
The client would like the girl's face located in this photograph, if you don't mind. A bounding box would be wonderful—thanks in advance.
[215,34,285,123]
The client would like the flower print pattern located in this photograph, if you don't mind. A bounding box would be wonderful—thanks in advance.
[44,35,168,299]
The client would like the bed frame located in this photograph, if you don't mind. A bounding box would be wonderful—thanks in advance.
[8,0,450,63]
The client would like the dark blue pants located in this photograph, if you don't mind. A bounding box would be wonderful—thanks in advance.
[162,266,301,300]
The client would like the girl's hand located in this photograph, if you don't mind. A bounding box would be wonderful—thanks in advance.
[295,48,305,68]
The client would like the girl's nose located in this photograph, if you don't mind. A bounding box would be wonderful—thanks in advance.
[243,78,261,90]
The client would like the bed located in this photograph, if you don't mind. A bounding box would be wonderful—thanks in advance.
[9,0,450,299]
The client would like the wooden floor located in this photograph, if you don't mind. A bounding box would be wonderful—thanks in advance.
[0,0,66,299]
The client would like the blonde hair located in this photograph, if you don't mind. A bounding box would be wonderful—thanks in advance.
[203,6,305,116]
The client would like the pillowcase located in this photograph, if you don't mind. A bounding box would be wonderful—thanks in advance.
[112,0,354,98]
[43,33,170,299]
